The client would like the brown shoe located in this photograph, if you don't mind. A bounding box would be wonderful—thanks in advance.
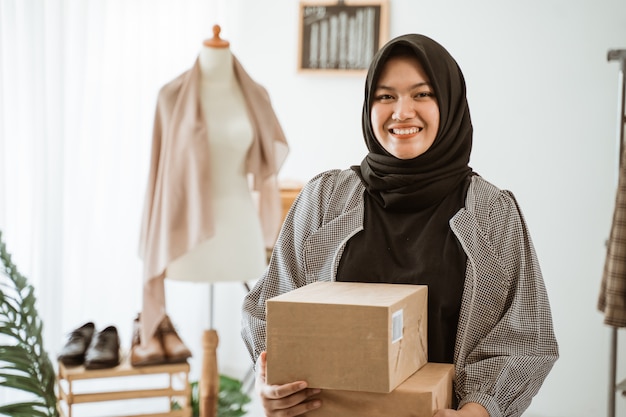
[58,322,95,366]
[130,314,166,367]
[158,315,192,363]
[84,326,121,370]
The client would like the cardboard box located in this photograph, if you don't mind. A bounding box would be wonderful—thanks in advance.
[306,363,454,417]
[266,281,428,393]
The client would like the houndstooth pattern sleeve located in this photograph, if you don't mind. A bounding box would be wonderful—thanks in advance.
[240,169,355,367]
[451,177,559,417]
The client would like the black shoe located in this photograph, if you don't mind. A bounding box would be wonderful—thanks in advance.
[84,325,121,370]
[57,322,95,366]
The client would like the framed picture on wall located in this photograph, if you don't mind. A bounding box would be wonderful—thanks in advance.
[298,0,389,75]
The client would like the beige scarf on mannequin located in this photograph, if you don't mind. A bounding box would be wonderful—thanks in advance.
[138,56,289,344]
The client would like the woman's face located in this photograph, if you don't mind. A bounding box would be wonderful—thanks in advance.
[370,55,440,160]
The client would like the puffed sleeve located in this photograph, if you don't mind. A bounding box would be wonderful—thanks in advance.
[453,189,559,417]
[241,170,342,367]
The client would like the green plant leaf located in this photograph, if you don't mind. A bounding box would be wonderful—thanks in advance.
[0,358,44,379]
[176,375,251,417]
[0,292,21,316]
[0,327,23,341]
[0,374,46,397]
[0,401,53,417]
[0,231,58,417]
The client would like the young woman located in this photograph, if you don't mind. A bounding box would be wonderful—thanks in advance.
[241,33,559,417]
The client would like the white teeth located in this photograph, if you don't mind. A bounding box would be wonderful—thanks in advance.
[392,127,420,135]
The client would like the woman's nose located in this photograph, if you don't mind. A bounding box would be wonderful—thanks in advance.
[392,98,416,121]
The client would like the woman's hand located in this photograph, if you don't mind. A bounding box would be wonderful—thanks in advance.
[434,402,489,417]
[255,351,322,416]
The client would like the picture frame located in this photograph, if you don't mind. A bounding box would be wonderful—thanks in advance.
[297,0,389,75]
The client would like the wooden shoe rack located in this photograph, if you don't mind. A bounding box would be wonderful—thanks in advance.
[57,356,191,417]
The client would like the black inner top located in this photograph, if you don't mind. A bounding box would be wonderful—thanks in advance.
[336,176,470,363]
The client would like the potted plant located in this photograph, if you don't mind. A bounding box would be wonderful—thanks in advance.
[0,230,58,417]
[172,374,251,417]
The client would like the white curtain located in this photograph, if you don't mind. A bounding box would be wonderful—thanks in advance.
[0,0,230,386]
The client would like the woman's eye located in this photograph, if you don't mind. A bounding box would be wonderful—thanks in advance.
[415,91,434,99]
[374,94,394,101]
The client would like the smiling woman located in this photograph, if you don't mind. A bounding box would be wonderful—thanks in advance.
[370,49,440,160]
[241,33,558,417]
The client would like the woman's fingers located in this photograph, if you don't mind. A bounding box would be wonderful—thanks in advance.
[268,396,321,417]
[263,381,307,399]
[262,382,321,414]
[256,351,322,416]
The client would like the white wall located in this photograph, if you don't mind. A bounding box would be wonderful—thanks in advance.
[180,1,625,416]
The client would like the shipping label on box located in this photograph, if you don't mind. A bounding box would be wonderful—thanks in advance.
[307,362,454,417]
[266,281,428,393]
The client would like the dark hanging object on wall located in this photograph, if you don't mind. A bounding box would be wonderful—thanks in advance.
[599,48,626,417]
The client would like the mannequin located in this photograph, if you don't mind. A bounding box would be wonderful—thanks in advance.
[160,26,272,417]
[165,28,267,283]
[139,22,288,357]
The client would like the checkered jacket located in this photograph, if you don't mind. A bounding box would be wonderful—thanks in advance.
[242,169,559,417]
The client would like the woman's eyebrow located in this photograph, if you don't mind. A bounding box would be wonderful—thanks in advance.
[375,82,432,90]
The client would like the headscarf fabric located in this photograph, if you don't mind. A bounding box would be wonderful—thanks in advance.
[353,34,473,210]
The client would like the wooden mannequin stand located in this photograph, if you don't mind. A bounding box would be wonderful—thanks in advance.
[200,329,219,417]
[195,24,229,417]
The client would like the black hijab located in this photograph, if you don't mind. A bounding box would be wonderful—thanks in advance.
[353,34,473,209]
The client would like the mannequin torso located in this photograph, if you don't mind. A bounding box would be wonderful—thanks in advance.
[166,45,267,283]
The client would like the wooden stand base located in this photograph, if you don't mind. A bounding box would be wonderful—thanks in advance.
[200,329,219,417]
[57,356,191,417]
